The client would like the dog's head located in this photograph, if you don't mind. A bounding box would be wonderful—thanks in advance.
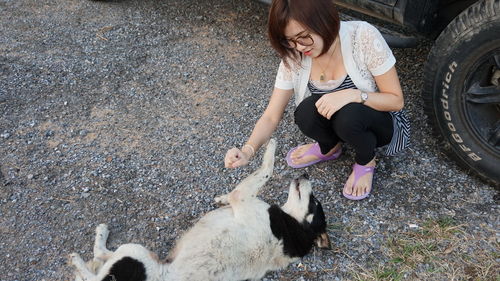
[281,174,330,249]
[268,174,331,258]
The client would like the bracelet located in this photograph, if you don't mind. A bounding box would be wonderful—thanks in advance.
[242,144,255,157]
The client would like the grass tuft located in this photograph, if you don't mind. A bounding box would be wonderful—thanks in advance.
[347,216,499,281]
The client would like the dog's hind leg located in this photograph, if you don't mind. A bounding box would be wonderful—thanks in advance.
[69,253,97,281]
[216,139,276,206]
[93,224,113,261]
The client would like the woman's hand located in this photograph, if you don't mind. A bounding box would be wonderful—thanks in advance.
[315,89,357,119]
[224,147,251,168]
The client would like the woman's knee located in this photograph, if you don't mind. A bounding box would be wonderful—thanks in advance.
[333,103,367,132]
[335,103,366,121]
[294,96,321,128]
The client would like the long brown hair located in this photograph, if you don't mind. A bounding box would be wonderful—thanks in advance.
[268,0,340,66]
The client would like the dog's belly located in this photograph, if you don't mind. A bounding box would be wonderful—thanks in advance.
[168,201,286,280]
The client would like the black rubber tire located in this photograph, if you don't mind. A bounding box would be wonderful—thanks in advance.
[422,0,500,185]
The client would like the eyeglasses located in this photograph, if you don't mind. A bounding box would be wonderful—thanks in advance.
[280,34,314,49]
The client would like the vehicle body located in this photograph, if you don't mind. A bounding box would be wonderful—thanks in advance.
[258,0,500,184]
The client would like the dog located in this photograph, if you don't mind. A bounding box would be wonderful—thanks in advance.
[69,139,331,281]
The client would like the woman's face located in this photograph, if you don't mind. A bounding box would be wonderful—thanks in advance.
[283,19,325,58]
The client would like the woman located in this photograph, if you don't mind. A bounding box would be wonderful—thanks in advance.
[224,0,410,200]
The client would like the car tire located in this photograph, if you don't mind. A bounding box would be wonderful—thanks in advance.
[422,0,500,184]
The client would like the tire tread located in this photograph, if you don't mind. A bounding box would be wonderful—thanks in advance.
[422,0,500,184]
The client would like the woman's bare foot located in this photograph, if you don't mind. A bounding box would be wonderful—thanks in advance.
[343,158,375,197]
[290,142,341,165]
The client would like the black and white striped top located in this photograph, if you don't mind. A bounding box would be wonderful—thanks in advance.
[308,75,410,156]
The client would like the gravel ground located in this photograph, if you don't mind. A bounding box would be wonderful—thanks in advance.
[0,0,498,280]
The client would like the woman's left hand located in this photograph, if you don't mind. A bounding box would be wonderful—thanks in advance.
[315,89,356,119]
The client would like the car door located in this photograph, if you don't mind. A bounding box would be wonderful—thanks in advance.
[334,0,397,23]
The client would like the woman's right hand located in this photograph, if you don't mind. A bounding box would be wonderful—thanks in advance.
[224,147,251,168]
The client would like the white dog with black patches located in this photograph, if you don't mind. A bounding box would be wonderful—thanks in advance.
[70,139,331,281]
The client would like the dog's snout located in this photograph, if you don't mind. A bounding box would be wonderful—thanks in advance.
[301,173,309,180]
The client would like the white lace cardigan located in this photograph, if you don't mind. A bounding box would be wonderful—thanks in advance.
[274,21,396,106]
[274,21,410,155]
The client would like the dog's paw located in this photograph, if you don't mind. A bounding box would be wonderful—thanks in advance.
[214,194,229,206]
[95,224,109,236]
[68,253,81,266]
[267,138,277,148]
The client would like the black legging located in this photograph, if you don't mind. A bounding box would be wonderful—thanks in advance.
[294,94,393,165]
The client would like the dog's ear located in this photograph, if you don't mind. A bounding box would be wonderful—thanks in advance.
[309,197,331,249]
[315,232,331,249]
[310,197,327,234]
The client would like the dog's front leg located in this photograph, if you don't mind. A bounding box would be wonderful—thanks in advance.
[220,139,276,206]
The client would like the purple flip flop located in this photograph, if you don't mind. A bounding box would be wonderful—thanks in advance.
[343,163,375,200]
[286,143,342,169]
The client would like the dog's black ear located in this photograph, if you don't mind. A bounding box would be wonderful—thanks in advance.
[309,196,331,249]
[309,196,327,234]
[315,232,331,249]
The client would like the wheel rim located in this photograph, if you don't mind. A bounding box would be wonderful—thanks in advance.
[464,49,500,155]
